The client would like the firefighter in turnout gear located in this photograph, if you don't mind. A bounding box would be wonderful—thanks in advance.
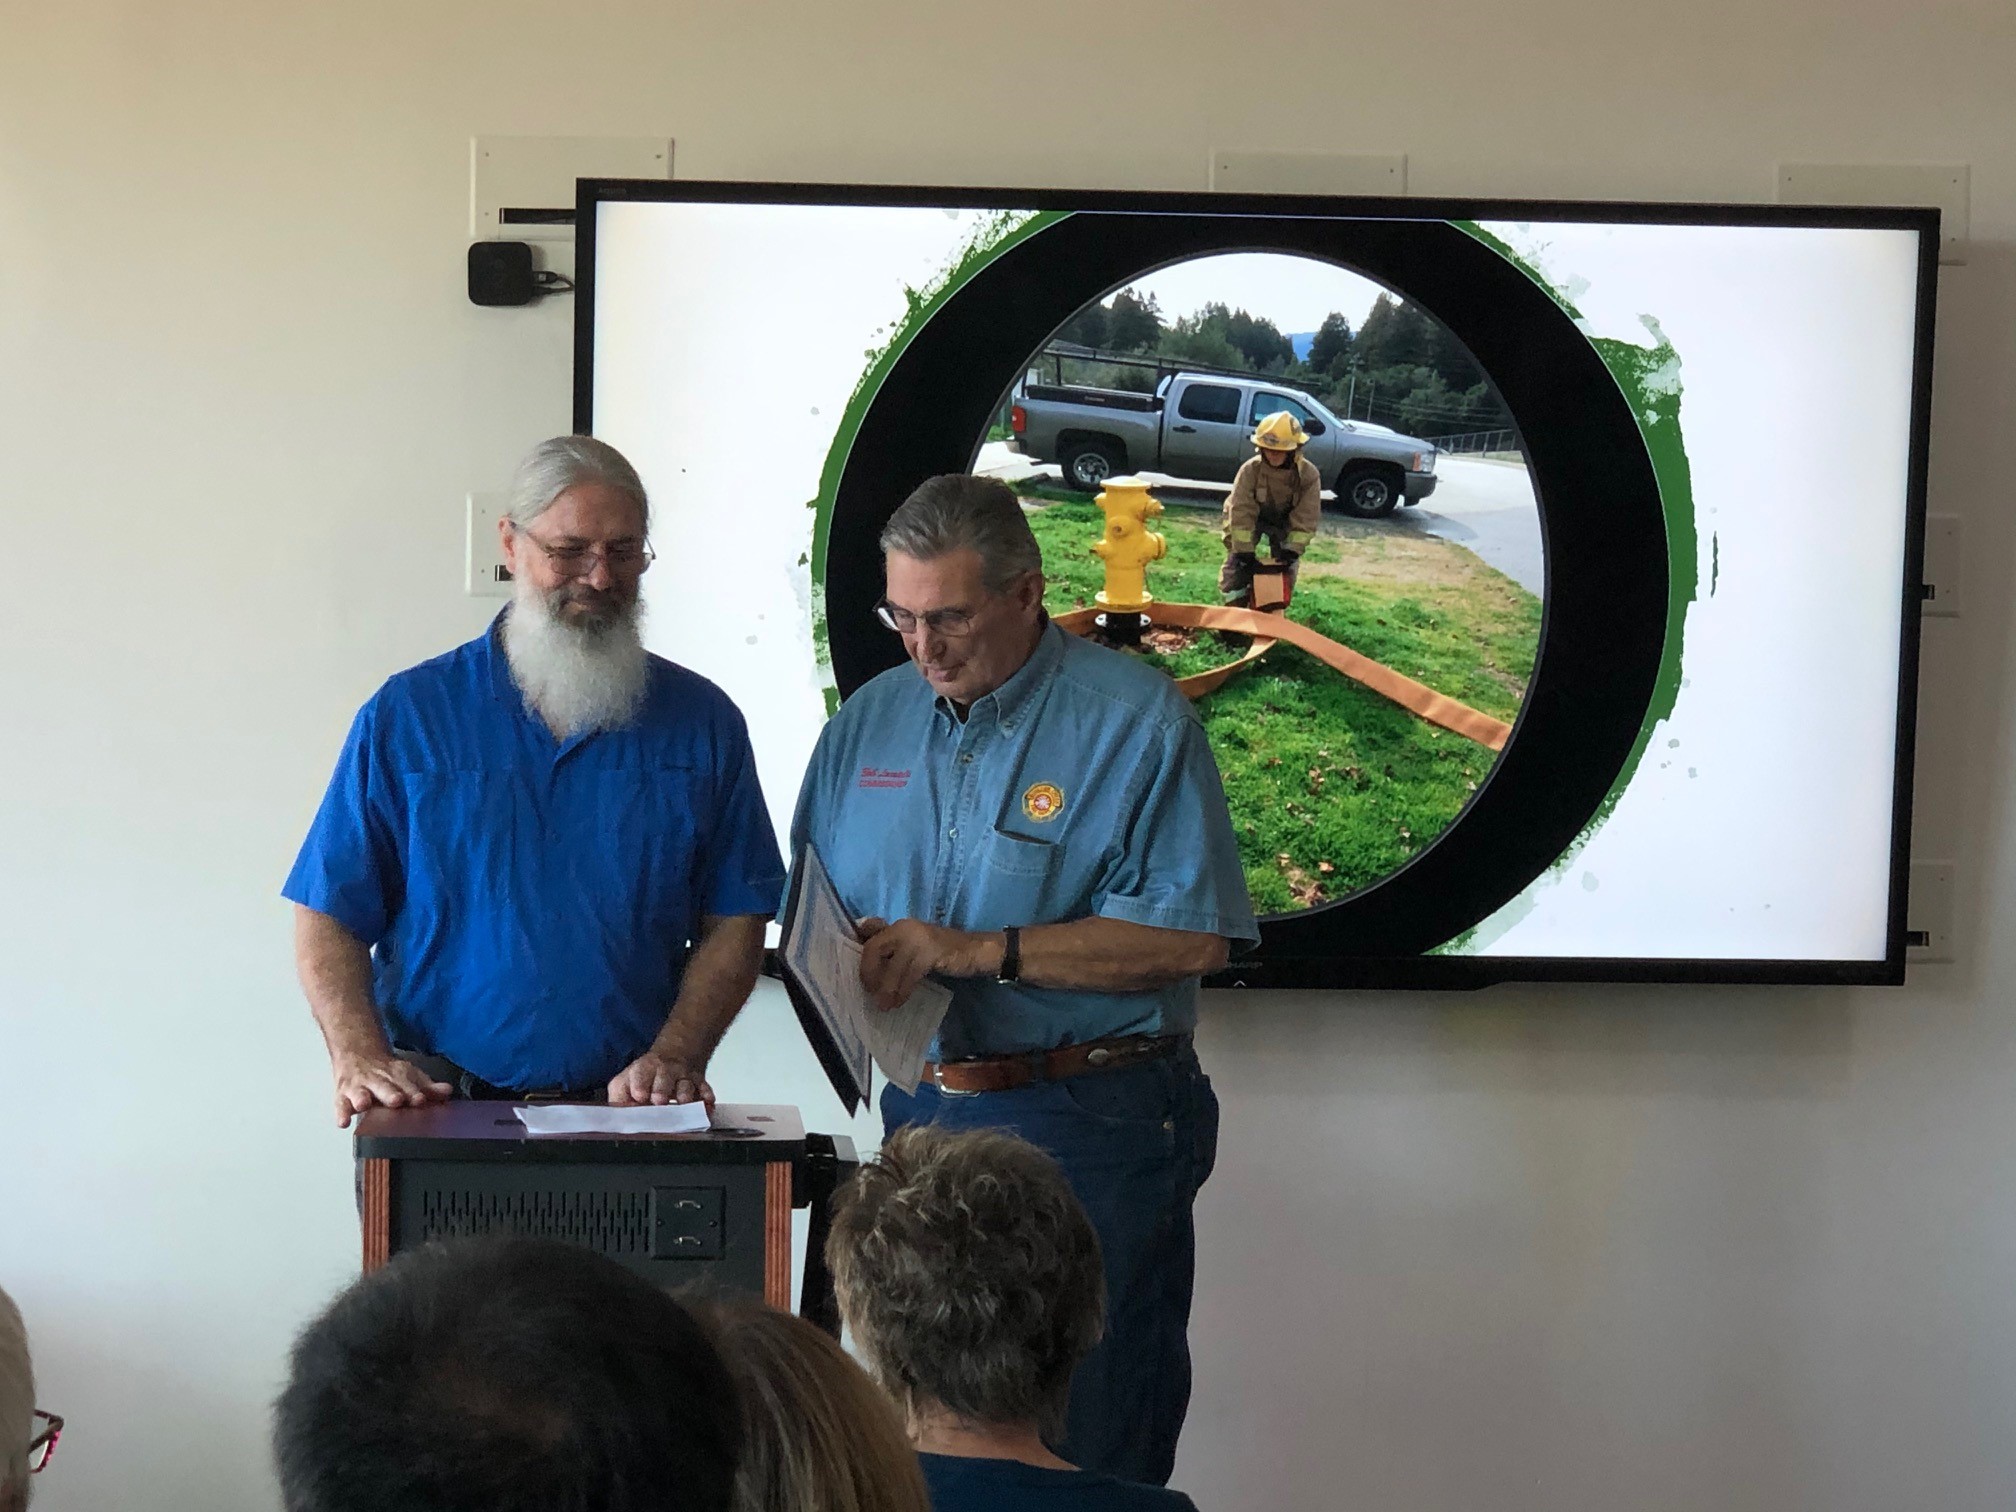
[1220,410,1323,608]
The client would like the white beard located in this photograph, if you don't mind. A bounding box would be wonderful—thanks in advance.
[501,580,650,737]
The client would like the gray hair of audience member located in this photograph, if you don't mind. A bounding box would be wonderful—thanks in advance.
[0,1286,31,1507]
[697,1299,930,1512]
[826,1125,1104,1437]
[506,435,651,533]
[877,474,1043,594]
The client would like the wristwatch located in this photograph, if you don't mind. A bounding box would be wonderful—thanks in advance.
[997,926,1022,983]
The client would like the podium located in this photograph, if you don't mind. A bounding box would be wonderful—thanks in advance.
[354,1102,852,1320]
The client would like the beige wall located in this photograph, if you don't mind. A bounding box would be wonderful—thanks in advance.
[3,3,2013,1508]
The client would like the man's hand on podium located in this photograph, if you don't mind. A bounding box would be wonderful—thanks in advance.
[332,1051,453,1129]
[607,1051,716,1110]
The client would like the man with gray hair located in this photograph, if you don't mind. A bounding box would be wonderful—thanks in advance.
[286,436,784,1119]
[787,473,1256,1486]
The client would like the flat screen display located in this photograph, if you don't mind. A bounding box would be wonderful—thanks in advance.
[577,180,1934,986]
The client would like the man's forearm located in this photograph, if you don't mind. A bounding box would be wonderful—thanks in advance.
[293,904,389,1061]
[960,916,1230,993]
[649,914,768,1067]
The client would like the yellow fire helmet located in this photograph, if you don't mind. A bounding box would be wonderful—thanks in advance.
[1251,411,1309,450]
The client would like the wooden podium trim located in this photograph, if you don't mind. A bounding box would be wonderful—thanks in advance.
[360,1158,392,1273]
[763,1160,792,1309]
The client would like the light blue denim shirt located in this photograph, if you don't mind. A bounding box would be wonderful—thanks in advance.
[788,623,1258,1059]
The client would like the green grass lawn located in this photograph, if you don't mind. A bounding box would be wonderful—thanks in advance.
[1024,494,1541,914]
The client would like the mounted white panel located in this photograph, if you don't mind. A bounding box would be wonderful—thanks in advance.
[1777,161,1966,263]
[465,492,513,599]
[1907,860,1955,963]
[1209,149,1407,196]
[1922,513,1961,618]
[471,135,672,241]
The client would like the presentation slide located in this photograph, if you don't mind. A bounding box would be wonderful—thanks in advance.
[586,188,1927,974]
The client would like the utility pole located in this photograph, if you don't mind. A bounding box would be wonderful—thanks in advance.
[1344,357,1358,419]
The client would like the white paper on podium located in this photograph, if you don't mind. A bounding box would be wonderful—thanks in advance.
[513,1103,712,1137]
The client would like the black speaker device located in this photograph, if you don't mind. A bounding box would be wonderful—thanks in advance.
[468,241,537,306]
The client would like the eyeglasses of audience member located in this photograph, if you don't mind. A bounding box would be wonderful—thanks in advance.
[697,1299,929,1512]
[272,1237,742,1512]
[27,1414,59,1476]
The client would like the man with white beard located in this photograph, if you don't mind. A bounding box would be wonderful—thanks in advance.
[285,436,784,1124]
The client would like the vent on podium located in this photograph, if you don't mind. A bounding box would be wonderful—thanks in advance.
[418,1188,653,1256]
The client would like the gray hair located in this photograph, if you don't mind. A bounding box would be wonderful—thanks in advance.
[826,1126,1104,1437]
[878,475,1042,593]
[506,436,650,533]
[0,1286,30,1501]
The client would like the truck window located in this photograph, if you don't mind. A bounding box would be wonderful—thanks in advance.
[1251,392,1316,428]
[1177,383,1242,424]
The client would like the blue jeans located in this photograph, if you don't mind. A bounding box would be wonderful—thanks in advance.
[880,1045,1219,1486]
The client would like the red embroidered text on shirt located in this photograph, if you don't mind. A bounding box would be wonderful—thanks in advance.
[858,767,911,789]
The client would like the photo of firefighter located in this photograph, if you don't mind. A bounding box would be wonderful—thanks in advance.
[1220,409,1323,611]
[979,253,1545,914]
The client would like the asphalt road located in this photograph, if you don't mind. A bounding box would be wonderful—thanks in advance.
[1401,456,1545,596]
[974,443,1545,597]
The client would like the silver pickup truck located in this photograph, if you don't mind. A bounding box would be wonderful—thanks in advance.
[1007,371,1438,518]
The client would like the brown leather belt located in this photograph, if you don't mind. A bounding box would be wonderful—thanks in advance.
[924,1033,1186,1095]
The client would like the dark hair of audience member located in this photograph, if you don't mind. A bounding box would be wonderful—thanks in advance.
[826,1125,1104,1438]
[272,1237,742,1512]
[698,1298,931,1512]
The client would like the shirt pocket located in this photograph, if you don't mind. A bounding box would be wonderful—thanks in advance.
[401,771,517,894]
[593,764,706,932]
[974,828,1060,929]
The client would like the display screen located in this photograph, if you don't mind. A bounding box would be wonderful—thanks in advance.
[577,180,1933,986]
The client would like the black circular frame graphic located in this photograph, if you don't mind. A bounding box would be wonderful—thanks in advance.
[825,216,1668,958]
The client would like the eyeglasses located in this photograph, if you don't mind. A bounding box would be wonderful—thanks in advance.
[874,600,979,638]
[29,1410,62,1474]
[512,526,656,579]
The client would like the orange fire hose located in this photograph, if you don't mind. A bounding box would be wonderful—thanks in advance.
[1053,603,1510,752]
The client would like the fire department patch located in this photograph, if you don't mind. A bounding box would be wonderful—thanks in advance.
[1022,782,1065,822]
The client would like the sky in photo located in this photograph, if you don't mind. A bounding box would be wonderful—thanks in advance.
[1119,251,1394,336]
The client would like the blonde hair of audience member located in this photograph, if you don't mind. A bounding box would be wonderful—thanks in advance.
[825,1126,1104,1460]
[700,1299,930,1512]
[0,1286,32,1511]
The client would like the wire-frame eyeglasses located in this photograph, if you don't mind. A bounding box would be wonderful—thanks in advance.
[29,1410,62,1474]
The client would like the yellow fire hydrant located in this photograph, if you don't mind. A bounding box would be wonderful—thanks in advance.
[1092,476,1167,611]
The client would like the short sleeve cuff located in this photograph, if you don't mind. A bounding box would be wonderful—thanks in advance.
[1095,895,1262,947]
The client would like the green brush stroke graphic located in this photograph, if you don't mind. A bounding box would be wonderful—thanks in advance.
[806,209,1066,713]
[1432,222,1700,954]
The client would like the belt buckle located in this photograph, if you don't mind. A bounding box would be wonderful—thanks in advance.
[930,1063,982,1097]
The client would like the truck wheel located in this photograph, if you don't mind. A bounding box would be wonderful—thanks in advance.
[1060,441,1122,492]
[1336,464,1402,519]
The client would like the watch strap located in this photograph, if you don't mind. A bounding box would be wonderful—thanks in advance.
[997,926,1022,983]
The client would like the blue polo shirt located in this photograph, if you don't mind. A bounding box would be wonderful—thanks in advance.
[283,614,785,1091]
[789,623,1257,1060]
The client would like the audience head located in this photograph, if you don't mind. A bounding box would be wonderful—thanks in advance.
[0,1287,31,1511]
[827,1126,1105,1438]
[699,1299,930,1512]
[273,1237,741,1512]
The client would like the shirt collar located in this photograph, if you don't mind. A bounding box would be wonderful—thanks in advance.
[936,615,1063,726]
